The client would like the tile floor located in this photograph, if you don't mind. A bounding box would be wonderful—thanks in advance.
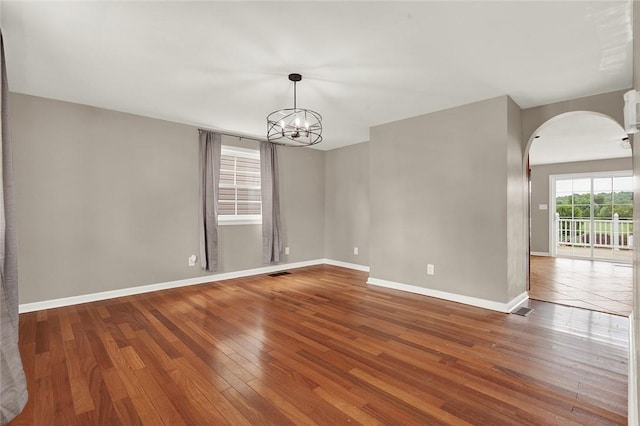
[529,255,633,317]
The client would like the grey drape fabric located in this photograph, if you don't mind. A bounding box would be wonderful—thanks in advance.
[0,30,28,425]
[260,142,282,263]
[198,131,221,272]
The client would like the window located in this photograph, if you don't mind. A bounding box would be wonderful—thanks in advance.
[218,146,261,225]
[551,171,633,262]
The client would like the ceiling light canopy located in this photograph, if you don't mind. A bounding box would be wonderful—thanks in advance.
[267,73,322,147]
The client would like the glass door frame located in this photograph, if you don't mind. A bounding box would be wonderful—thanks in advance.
[549,170,633,261]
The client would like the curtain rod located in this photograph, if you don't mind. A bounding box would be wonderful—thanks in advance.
[198,128,267,144]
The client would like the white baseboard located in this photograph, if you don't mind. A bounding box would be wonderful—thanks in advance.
[506,291,530,312]
[366,276,528,313]
[630,311,638,426]
[19,260,527,316]
[323,259,370,272]
[530,251,550,256]
[18,259,327,313]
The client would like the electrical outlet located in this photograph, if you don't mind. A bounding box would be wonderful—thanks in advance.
[285,247,290,255]
[427,264,435,275]
[188,255,197,267]
[354,247,359,255]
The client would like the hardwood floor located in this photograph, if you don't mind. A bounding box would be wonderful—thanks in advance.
[529,255,633,316]
[9,265,628,425]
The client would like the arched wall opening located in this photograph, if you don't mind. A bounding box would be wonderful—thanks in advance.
[523,111,626,161]
[521,109,632,314]
[519,90,627,293]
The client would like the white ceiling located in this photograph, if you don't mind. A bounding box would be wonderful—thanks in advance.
[1,1,634,152]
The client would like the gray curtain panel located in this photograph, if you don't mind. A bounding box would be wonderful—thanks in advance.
[0,29,29,425]
[198,131,221,272]
[260,142,283,263]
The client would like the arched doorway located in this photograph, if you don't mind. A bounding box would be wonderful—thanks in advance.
[524,111,632,316]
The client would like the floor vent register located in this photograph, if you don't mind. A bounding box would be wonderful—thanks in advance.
[268,271,292,277]
[512,307,534,317]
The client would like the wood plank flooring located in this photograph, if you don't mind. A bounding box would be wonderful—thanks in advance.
[529,255,633,316]
[8,265,628,425]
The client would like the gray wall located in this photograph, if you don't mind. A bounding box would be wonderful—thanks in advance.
[529,158,632,254]
[14,87,628,315]
[369,96,524,304]
[506,97,525,300]
[11,93,325,303]
[279,143,326,262]
[324,141,369,266]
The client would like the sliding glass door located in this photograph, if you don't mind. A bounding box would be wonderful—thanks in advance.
[552,172,633,262]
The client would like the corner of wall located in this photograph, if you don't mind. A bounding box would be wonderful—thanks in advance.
[323,141,370,265]
[507,96,526,300]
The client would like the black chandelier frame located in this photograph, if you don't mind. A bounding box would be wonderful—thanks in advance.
[267,73,323,147]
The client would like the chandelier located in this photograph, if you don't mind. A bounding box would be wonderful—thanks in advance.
[267,73,322,147]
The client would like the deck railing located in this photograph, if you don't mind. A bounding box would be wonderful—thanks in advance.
[554,213,633,250]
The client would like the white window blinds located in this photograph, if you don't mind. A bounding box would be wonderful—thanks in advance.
[218,146,262,224]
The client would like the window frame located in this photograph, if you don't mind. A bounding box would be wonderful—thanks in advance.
[218,145,262,226]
